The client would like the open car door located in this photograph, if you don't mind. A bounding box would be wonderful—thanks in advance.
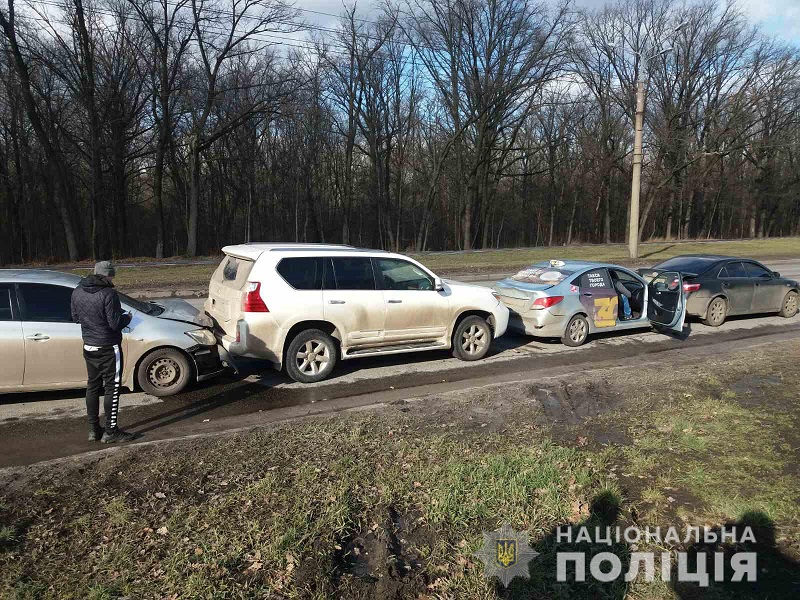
[647,271,686,334]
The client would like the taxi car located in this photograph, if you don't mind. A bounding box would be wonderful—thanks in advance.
[492,260,686,346]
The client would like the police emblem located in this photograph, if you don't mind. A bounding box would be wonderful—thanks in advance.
[475,523,539,587]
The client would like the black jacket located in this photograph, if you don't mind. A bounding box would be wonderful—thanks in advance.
[71,275,132,346]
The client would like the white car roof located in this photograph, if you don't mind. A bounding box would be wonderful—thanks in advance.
[222,243,388,261]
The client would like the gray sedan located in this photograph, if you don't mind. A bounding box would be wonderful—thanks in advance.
[493,260,686,346]
[640,255,800,326]
[0,270,234,396]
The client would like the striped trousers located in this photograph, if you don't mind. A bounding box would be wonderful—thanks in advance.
[84,344,123,430]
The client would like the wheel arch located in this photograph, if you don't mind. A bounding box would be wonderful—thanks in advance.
[132,345,196,392]
[453,309,494,335]
[702,294,729,319]
[281,320,342,367]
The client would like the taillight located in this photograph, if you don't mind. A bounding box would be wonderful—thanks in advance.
[242,282,269,312]
[683,282,701,293]
[531,296,564,309]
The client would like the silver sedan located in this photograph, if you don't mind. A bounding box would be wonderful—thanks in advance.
[0,270,234,396]
[493,260,687,346]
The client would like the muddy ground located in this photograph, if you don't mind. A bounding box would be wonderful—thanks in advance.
[1,341,799,599]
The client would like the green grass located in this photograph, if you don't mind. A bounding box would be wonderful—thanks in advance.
[33,236,800,292]
[1,343,799,598]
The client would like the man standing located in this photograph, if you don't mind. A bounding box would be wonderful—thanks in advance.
[71,261,137,443]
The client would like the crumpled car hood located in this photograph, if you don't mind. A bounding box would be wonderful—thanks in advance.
[155,298,213,328]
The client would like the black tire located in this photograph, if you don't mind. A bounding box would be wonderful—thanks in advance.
[452,315,492,361]
[779,290,798,318]
[137,348,192,397]
[702,297,727,327]
[285,329,338,383]
[561,314,589,347]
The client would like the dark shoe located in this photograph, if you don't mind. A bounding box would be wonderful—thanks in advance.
[88,425,104,442]
[101,428,137,444]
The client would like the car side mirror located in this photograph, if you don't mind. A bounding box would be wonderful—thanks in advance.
[434,278,444,292]
[772,272,780,278]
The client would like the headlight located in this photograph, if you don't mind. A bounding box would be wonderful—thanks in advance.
[185,329,216,346]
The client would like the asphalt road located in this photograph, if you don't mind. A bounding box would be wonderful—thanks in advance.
[1,259,798,469]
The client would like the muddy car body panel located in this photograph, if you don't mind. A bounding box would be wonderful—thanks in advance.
[639,255,800,322]
[493,260,686,343]
[205,244,509,382]
[0,270,227,395]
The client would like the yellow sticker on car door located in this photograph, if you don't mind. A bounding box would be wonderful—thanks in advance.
[593,296,618,328]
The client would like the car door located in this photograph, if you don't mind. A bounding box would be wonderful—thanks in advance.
[718,262,754,315]
[373,257,449,343]
[647,271,686,333]
[576,268,618,329]
[744,262,784,313]
[0,283,24,388]
[323,256,386,348]
[17,283,87,387]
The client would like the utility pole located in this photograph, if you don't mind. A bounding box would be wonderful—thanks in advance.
[629,76,646,259]
[627,23,685,259]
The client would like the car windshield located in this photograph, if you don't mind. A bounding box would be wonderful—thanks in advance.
[652,256,721,275]
[119,292,163,316]
[511,266,575,285]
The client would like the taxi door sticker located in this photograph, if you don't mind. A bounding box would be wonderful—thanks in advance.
[593,296,618,328]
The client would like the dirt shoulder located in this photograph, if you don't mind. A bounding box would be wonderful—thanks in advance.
[2,341,799,599]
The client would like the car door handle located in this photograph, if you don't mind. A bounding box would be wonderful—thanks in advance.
[26,334,50,341]
[387,299,402,304]
[328,300,346,305]
[583,292,593,297]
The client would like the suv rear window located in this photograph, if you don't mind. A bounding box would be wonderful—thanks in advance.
[277,257,323,290]
[330,257,376,290]
[0,286,13,321]
[213,255,254,288]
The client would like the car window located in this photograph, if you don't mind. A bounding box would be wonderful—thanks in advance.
[213,255,254,289]
[330,257,376,290]
[744,262,772,278]
[721,262,748,278]
[511,267,574,285]
[374,258,433,291]
[577,269,612,290]
[17,283,74,323]
[652,256,721,275]
[611,269,638,283]
[277,257,323,290]
[0,286,13,321]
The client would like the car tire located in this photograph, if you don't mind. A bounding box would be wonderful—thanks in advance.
[137,348,192,397]
[562,315,589,347]
[779,291,798,318]
[702,297,727,327]
[285,329,338,383]
[452,315,492,361]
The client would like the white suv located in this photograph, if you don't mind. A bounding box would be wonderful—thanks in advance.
[204,244,508,383]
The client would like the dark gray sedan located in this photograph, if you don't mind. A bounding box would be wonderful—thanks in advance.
[639,255,799,327]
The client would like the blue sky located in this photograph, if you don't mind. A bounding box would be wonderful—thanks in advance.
[296,0,800,44]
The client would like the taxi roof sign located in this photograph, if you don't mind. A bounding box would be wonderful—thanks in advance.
[549,259,566,268]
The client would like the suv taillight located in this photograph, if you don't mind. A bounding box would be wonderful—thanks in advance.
[243,282,269,312]
[531,296,564,310]
[683,282,701,293]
